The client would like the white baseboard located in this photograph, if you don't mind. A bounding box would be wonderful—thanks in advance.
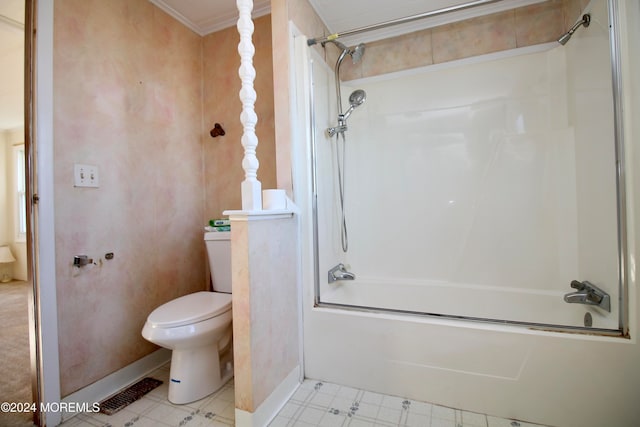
[236,365,301,427]
[60,348,171,423]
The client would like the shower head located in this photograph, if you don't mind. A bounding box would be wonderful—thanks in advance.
[325,40,367,120]
[324,40,367,65]
[558,13,590,45]
[351,43,366,64]
[349,89,366,107]
[341,89,367,121]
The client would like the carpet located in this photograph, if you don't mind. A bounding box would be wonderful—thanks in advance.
[0,281,34,426]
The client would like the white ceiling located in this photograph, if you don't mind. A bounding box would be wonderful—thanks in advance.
[0,0,545,131]
[149,0,272,36]
[152,0,545,42]
[306,0,545,44]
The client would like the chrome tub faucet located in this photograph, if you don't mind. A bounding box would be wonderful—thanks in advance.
[564,280,611,312]
[328,263,355,283]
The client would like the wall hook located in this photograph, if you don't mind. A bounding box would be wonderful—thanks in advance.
[210,123,225,138]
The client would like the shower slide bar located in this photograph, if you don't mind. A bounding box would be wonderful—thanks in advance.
[307,0,504,46]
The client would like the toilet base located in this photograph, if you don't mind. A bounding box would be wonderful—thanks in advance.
[167,343,233,404]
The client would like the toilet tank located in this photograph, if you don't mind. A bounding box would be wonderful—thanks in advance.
[204,231,232,293]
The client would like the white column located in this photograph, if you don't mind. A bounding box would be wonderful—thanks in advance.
[237,0,262,211]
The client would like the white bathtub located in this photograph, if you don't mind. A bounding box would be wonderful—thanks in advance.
[289,1,640,424]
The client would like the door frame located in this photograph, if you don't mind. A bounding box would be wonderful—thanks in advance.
[26,1,61,425]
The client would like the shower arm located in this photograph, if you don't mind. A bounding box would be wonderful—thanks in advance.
[307,0,503,46]
[568,14,591,34]
[334,49,349,117]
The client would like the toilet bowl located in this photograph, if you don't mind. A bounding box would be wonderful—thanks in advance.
[141,231,232,404]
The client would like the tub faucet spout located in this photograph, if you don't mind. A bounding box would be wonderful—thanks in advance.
[328,263,355,283]
[563,280,611,312]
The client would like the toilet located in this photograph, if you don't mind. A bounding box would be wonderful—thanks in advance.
[142,231,233,404]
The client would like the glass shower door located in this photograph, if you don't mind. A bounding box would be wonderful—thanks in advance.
[311,0,625,334]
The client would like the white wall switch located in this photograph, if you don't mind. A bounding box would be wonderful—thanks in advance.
[74,164,99,188]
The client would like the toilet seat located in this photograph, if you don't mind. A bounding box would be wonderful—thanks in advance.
[147,291,231,328]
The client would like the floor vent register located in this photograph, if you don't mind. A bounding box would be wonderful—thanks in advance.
[99,377,163,415]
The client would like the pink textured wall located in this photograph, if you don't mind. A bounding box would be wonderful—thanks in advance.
[230,216,299,412]
[271,0,330,194]
[54,0,206,396]
[54,0,277,397]
[203,15,276,218]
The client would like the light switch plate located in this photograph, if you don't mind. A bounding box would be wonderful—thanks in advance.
[74,164,99,188]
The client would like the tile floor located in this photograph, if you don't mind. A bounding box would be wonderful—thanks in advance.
[60,364,550,427]
[59,364,235,427]
[268,380,549,427]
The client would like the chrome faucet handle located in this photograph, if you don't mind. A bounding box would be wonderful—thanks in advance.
[73,255,93,267]
[570,280,586,290]
[586,290,603,305]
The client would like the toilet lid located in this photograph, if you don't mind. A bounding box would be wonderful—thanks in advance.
[147,291,232,328]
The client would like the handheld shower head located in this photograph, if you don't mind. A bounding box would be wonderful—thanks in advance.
[324,40,368,129]
[341,89,367,121]
[349,89,366,107]
[558,13,590,45]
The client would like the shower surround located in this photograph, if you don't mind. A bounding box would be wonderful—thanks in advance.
[317,40,619,330]
[282,0,640,426]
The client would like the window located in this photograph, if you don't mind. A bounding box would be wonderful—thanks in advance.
[14,144,26,241]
